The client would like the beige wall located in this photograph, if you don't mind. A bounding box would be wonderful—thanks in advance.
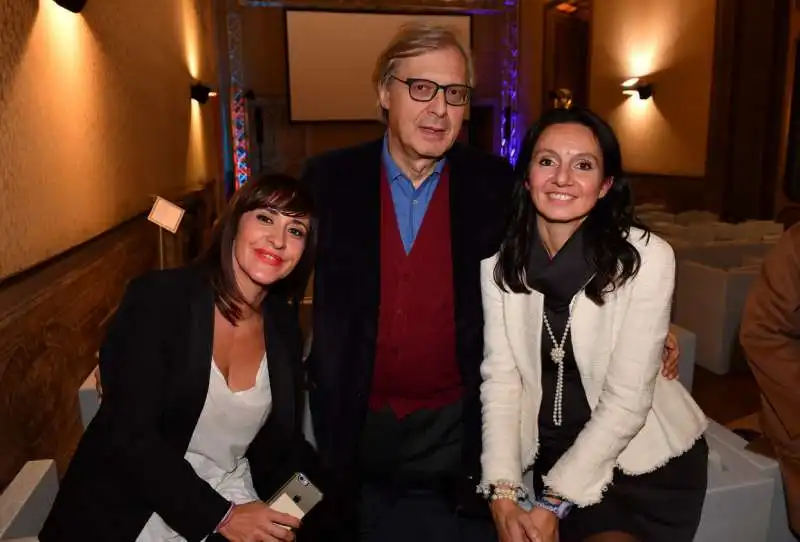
[589,0,716,176]
[0,0,221,280]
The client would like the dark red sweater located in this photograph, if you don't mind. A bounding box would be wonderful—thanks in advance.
[369,164,463,418]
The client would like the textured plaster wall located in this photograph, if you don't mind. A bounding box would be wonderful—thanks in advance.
[0,0,220,280]
[589,0,716,176]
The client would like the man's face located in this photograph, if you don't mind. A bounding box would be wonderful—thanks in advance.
[379,47,469,160]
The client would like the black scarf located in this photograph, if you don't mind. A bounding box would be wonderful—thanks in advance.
[525,223,596,312]
[527,223,596,477]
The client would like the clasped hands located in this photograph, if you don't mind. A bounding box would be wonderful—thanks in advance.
[218,501,301,542]
[491,498,560,542]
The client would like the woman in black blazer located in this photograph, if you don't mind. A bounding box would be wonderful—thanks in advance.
[41,174,319,542]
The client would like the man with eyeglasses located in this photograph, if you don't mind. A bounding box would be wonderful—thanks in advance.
[300,21,682,542]
[301,22,511,542]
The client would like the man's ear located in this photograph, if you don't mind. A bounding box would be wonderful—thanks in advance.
[378,81,391,112]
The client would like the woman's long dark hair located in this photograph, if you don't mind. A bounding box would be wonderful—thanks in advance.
[494,107,649,305]
[199,173,317,324]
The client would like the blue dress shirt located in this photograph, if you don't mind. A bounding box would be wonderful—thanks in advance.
[382,137,446,254]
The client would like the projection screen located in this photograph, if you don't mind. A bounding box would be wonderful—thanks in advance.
[285,10,472,122]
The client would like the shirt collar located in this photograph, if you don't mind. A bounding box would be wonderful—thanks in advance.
[382,133,445,185]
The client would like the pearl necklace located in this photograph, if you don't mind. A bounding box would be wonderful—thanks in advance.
[542,297,577,427]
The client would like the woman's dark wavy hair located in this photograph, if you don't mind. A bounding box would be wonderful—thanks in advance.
[198,173,316,324]
[494,107,649,305]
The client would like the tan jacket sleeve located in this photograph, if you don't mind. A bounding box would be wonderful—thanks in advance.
[740,223,800,439]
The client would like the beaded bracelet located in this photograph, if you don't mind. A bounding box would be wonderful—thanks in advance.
[490,485,519,501]
[477,481,527,503]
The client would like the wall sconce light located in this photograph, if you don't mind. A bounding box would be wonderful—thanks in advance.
[53,0,88,13]
[190,83,217,104]
[621,78,654,100]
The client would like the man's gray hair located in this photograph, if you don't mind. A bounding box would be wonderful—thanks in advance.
[372,21,474,121]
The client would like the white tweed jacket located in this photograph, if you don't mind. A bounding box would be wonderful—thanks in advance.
[479,228,707,507]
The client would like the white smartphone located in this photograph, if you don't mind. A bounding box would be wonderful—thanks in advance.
[267,472,324,523]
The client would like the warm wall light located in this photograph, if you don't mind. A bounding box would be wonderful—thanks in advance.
[190,83,217,104]
[621,78,654,100]
[555,2,578,13]
[53,0,88,13]
[546,0,579,14]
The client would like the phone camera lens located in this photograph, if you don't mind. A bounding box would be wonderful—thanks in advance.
[299,474,308,486]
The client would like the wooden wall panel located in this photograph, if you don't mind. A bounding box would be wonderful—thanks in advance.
[0,218,155,492]
[630,173,720,214]
[0,183,217,492]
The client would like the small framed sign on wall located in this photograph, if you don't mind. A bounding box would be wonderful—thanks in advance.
[147,197,185,234]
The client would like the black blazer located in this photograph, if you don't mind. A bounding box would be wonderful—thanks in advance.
[40,265,314,542]
[301,138,515,480]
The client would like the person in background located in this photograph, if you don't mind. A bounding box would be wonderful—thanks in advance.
[300,22,684,542]
[41,174,319,542]
[740,223,800,539]
[480,107,708,542]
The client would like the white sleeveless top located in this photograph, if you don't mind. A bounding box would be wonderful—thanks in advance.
[136,354,272,541]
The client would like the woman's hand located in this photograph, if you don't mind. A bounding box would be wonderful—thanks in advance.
[218,501,301,542]
[490,499,542,542]
[529,506,559,542]
[661,330,680,380]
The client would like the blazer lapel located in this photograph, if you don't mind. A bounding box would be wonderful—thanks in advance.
[332,141,382,332]
[263,295,296,441]
[447,144,474,292]
[169,273,215,445]
[447,146,482,378]
[569,292,603,383]
[355,144,382,336]
[337,141,383,386]
[509,291,542,388]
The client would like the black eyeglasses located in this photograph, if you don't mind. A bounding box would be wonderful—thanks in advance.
[390,75,471,107]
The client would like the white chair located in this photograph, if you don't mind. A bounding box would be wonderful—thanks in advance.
[673,260,760,374]
[702,420,796,542]
[78,366,100,429]
[695,429,774,542]
[0,460,58,540]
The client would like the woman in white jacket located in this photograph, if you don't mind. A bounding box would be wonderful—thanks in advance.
[479,107,708,542]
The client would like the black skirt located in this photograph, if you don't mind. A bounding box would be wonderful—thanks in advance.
[533,438,708,542]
